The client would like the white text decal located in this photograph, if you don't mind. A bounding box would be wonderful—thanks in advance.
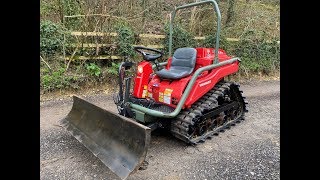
[199,80,212,87]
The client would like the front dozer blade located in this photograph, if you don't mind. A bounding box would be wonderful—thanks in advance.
[61,96,151,179]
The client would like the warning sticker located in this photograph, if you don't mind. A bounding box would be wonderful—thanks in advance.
[164,96,171,104]
[164,88,173,96]
[142,85,148,98]
[159,92,164,102]
[142,89,147,98]
[163,88,173,104]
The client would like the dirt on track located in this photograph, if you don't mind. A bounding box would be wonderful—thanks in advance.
[40,80,280,180]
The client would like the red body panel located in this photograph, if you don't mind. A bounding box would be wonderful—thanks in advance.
[165,57,172,70]
[132,48,239,109]
[147,74,191,106]
[185,62,238,108]
[133,61,153,98]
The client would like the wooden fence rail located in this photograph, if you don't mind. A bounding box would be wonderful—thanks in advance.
[69,31,241,41]
[63,31,279,60]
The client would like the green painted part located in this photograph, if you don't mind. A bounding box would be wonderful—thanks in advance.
[132,108,158,123]
[168,0,221,64]
[132,109,146,123]
[145,114,158,123]
[130,57,239,118]
[168,10,175,57]
[152,62,168,69]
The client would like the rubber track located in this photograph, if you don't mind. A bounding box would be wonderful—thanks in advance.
[170,81,248,144]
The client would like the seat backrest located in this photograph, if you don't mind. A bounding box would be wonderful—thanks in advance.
[171,48,197,70]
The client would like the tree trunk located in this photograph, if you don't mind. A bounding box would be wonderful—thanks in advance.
[225,0,235,27]
[58,0,64,23]
[142,0,147,30]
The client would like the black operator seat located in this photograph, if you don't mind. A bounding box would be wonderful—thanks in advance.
[156,47,197,80]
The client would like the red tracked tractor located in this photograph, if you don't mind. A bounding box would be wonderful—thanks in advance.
[61,0,248,179]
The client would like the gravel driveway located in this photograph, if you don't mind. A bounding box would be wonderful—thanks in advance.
[40,80,280,180]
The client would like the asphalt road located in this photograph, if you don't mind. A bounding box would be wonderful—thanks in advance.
[40,80,280,180]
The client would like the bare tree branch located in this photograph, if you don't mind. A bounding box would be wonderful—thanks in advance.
[40,56,52,73]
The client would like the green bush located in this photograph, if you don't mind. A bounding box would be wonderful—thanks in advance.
[163,23,196,55]
[63,0,84,30]
[107,62,120,75]
[40,0,60,19]
[234,32,280,74]
[202,34,230,50]
[40,20,66,56]
[41,68,77,91]
[85,63,101,77]
[116,24,136,58]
